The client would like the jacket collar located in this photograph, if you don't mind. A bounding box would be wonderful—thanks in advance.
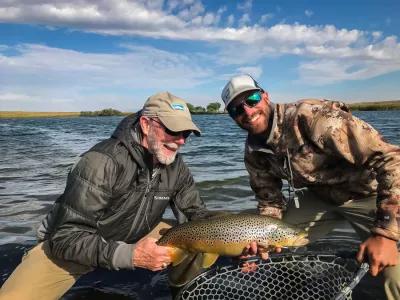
[111,112,153,169]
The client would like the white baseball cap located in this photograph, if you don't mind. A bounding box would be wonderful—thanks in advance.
[221,74,262,108]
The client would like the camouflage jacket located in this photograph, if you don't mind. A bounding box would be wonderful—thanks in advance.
[245,99,400,240]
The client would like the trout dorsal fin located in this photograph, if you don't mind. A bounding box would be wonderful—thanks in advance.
[201,253,219,268]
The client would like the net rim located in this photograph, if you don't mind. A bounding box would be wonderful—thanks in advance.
[177,251,369,300]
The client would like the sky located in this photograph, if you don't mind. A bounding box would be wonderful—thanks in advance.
[0,0,399,112]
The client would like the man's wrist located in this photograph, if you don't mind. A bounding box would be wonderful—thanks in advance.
[112,242,135,270]
[370,232,399,242]
[371,226,399,242]
[258,206,283,219]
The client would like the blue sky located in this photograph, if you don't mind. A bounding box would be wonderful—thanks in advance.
[0,0,399,112]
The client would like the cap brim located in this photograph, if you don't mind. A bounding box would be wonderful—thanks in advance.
[158,115,201,136]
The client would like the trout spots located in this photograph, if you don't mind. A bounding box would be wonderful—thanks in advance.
[158,214,307,250]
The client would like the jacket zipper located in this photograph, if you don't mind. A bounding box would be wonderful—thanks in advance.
[125,168,160,240]
[284,149,298,208]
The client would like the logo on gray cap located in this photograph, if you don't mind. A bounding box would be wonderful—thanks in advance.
[221,74,262,108]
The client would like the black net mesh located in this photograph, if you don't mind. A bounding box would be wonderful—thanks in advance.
[178,253,369,300]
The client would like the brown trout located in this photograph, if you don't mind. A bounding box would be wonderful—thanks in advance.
[157,213,309,268]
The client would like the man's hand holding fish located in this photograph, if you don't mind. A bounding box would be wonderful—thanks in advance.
[133,237,172,271]
[239,240,282,272]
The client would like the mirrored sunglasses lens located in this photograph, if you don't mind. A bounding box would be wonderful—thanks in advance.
[228,91,261,118]
[246,92,261,106]
[228,102,247,118]
[228,107,237,118]
[235,105,246,116]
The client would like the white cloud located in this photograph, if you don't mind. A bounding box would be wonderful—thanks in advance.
[299,41,400,85]
[0,92,34,102]
[372,31,382,41]
[237,0,252,11]
[166,0,180,12]
[0,43,215,111]
[305,9,313,17]
[238,13,250,27]
[142,0,164,10]
[260,13,273,24]
[226,14,234,27]
[0,1,186,36]
[0,0,399,90]
[0,44,10,51]
[177,1,205,20]
[236,66,263,79]
[0,1,392,47]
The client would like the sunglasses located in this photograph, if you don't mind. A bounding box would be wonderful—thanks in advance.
[151,119,191,139]
[227,91,262,119]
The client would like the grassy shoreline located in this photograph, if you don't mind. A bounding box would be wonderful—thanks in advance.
[1,100,400,118]
[347,100,400,111]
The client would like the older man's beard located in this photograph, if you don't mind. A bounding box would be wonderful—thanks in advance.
[147,130,179,165]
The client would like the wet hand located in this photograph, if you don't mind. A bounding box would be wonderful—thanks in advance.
[356,235,398,276]
[259,207,283,220]
[132,237,171,271]
[239,241,282,272]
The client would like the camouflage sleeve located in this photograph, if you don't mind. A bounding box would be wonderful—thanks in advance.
[308,107,400,240]
[244,149,286,218]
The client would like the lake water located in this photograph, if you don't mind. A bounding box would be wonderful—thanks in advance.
[1,111,399,299]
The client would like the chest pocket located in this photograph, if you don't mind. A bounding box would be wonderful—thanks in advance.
[146,190,173,223]
[97,167,148,241]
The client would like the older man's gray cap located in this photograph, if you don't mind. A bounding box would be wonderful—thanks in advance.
[221,74,262,108]
[142,91,201,136]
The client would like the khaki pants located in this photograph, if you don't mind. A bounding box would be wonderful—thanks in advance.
[0,222,172,300]
[283,190,400,300]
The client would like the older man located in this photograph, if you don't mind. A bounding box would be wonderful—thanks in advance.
[0,92,209,299]
[221,74,400,300]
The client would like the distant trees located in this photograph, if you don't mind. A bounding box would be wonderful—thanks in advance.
[80,108,124,117]
[206,102,221,113]
[187,102,223,114]
[187,103,207,113]
[186,103,195,112]
[80,101,226,117]
[194,106,207,113]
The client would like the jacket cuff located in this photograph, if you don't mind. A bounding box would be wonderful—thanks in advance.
[371,209,400,241]
[370,227,399,241]
[112,242,135,270]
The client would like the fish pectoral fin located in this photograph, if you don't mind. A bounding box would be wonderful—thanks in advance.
[201,253,219,268]
[159,228,169,236]
[169,248,189,266]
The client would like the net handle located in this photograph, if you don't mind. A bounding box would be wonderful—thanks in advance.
[333,262,370,300]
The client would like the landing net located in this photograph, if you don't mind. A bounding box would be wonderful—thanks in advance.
[178,253,369,300]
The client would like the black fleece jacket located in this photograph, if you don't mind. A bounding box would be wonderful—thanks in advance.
[38,113,208,270]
